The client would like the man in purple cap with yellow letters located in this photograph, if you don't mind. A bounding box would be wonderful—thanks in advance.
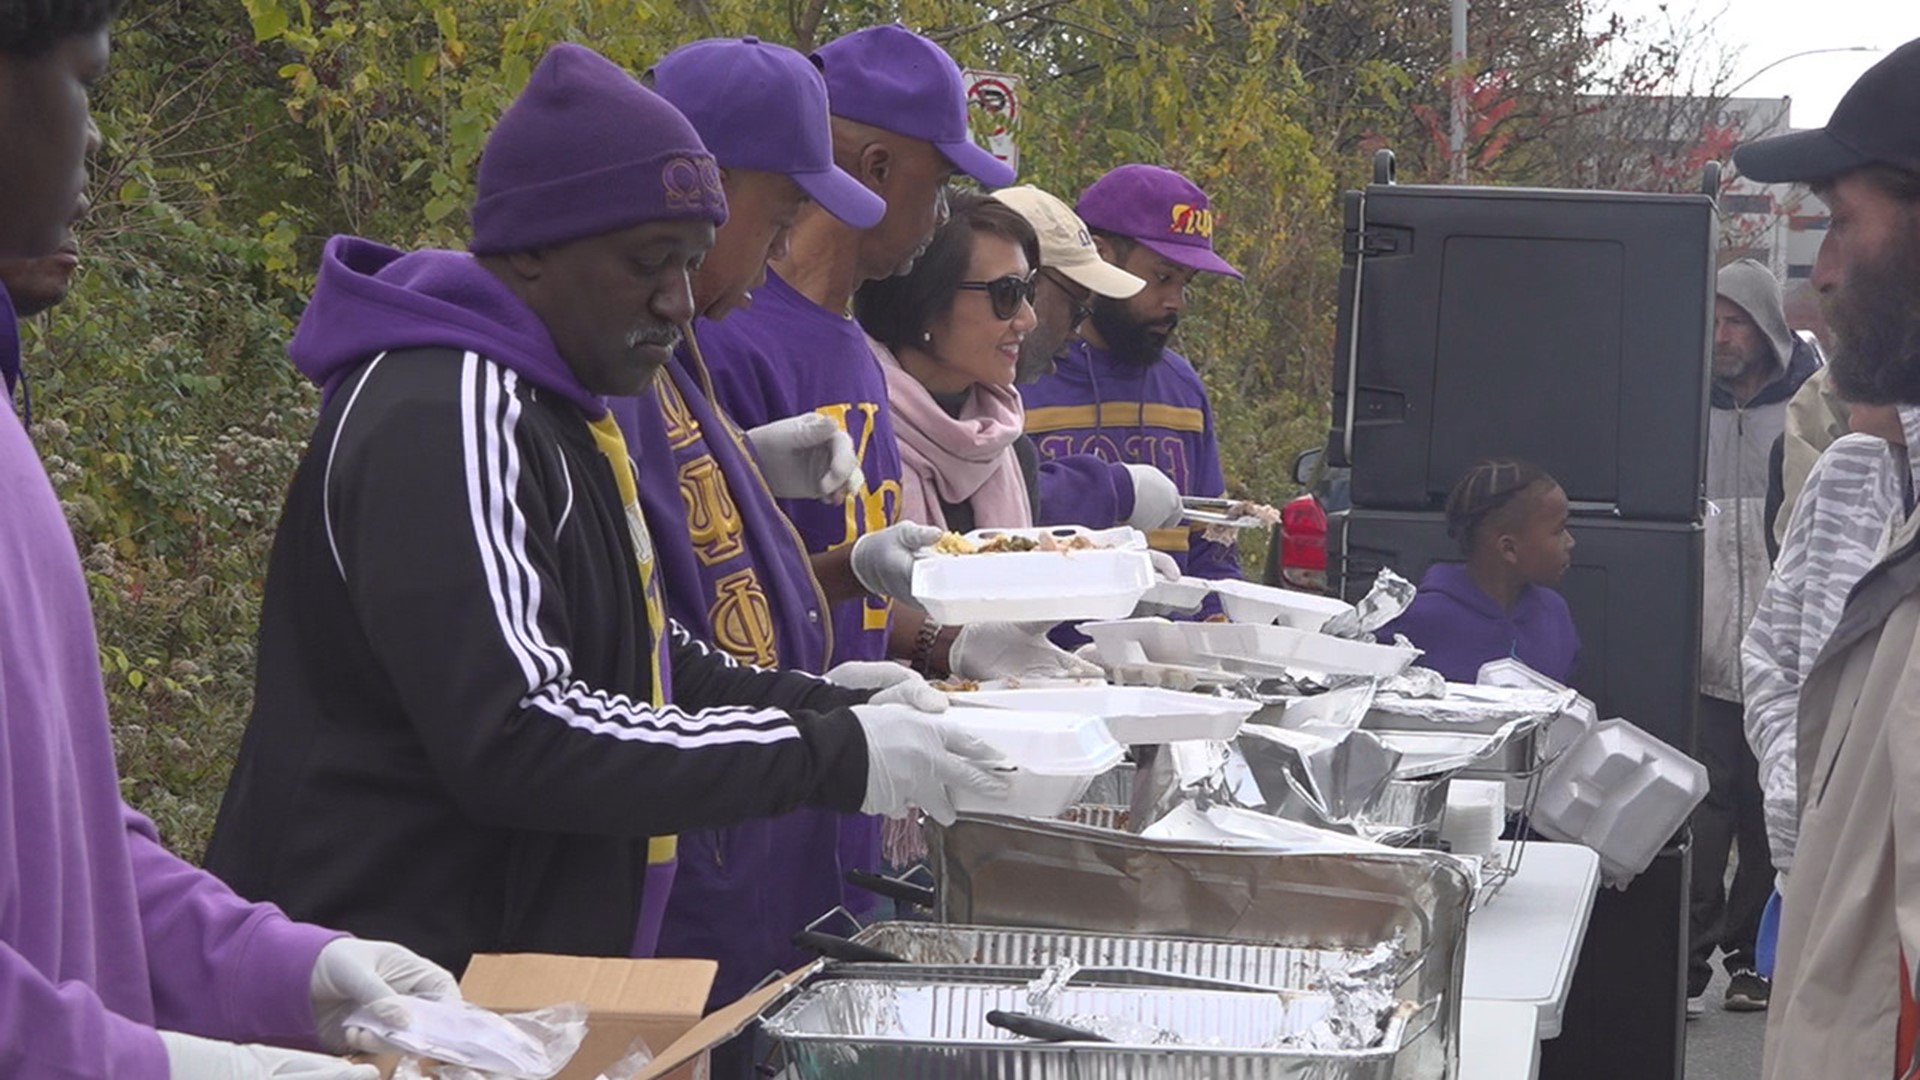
[1024,165,1246,607]
[204,42,1005,981]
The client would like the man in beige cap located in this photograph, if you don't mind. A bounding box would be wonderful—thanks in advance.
[989,184,1180,534]
[991,184,1146,383]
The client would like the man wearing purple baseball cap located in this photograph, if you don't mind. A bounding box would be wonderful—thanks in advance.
[204,42,1004,980]
[1723,37,1920,1080]
[701,25,1088,684]
[1024,164,1246,609]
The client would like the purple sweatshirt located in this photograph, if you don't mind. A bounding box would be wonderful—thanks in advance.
[698,270,902,666]
[1022,339,1242,592]
[1376,563,1581,684]
[0,284,338,1079]
[613,341,865,1006]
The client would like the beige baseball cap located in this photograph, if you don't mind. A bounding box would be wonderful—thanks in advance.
[990,184,1146,299]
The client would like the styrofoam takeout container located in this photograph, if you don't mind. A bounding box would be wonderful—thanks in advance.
[1209,579,1356,629]
[1531,718,1708,883]
[941,708,1126,818]
[952,685,1258,745]
[911,526,1155,625]
[1188,622,1421,679]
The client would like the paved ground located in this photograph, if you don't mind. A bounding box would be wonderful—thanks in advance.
[1683,951,1769,1079]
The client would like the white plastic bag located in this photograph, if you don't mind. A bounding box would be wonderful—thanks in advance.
[348,998,587,1080]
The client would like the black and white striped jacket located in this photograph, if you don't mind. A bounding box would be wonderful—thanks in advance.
[205,347,869,973]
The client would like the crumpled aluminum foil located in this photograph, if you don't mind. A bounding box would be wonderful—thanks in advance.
[1320,568,1416,641]
[1236,723,1400,825]
[1281,937,1411,1051]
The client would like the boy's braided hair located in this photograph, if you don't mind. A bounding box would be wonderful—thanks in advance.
[1445,459,1555,556]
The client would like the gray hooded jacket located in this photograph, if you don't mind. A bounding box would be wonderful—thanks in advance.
[1702,259,1820,702]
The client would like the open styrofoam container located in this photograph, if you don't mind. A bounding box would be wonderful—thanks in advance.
[1188,622,1421,679]
[1209,579,1355,630]
[1080,617,1211,669]
[910,526,1154,625]
[951,685,1258,745]
[1532,718,1708,883]
[941,708,1126,818]
[1139,574,1213,614]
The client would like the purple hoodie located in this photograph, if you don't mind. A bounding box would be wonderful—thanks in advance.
[1376,563,1581,684]
[697,269,903,666]
[612,341,874,1005]
[1022,339,1241,621]
[0,283,339,1078]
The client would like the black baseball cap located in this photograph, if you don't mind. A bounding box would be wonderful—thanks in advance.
[1734,37,1920,184]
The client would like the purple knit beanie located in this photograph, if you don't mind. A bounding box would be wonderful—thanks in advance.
[470,43,728,255]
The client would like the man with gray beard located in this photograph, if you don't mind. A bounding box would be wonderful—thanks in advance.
[1729,35,1920,1079]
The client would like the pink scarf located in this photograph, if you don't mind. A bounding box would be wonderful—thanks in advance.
[872,336,1032,529]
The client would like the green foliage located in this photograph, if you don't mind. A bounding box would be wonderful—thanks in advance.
[49,0,1664,858]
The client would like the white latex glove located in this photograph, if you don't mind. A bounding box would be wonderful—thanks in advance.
[826,660,950,712]
[1148,550,1181,582]
[310,938,461,1054]
[744,413,863,502]
[854,704,1009,824]
[159,1032,376,1080]
[849,521,945,604]
[948,622,1107,681]
[1123,463,1184,530]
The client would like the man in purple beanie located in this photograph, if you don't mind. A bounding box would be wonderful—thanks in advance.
[0,4,481,1079]
[203,42,1003,979]
[699,24,1098,684]
[607,36,951,1027]
[1024,164,1247,607]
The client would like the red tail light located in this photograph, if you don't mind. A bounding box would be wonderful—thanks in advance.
[1279,494,1329,593]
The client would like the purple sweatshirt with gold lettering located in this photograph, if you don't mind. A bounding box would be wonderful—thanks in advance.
[1024,338,1242,592]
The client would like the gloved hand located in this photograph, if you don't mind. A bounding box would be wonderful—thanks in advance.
[849,522,945,605]
[159,1032,376,1080]
[1123,464,1184,530]
[310,938,460,1054]
[1148,550,1180,582]
[745,413,863,503]
[826,660,950,712]
[854,704,1009,824]
[948,622,1107,681]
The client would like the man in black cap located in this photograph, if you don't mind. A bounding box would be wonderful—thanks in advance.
[1730,36,1920,1079]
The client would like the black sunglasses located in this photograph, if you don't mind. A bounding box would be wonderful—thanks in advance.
[1039,268,1094,332]
[956,274,1036,321]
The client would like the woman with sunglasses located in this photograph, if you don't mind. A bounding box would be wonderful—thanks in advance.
[856,193,1043,532]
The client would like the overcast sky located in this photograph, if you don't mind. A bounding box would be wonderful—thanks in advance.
[1595,0,1920,128]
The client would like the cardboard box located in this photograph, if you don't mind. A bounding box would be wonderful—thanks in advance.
[460,955,717,1080]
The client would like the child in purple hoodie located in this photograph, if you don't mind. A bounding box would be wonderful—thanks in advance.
[1379,460,1581,683]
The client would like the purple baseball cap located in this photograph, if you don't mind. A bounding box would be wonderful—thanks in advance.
[812,24,1016,189]
[1074,164,1242,280]
[649,37,885,229]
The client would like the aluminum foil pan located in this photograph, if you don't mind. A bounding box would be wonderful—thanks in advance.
[763,978,1422,1080]
[927,815,1470,1077]
[830,922,1411,994]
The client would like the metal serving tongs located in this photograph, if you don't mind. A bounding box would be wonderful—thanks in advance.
[1178,495,1271,529]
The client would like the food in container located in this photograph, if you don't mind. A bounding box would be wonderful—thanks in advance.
[911,526,1154,624]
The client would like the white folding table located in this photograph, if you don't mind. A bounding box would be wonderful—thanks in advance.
[1460,841,1603,1039]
